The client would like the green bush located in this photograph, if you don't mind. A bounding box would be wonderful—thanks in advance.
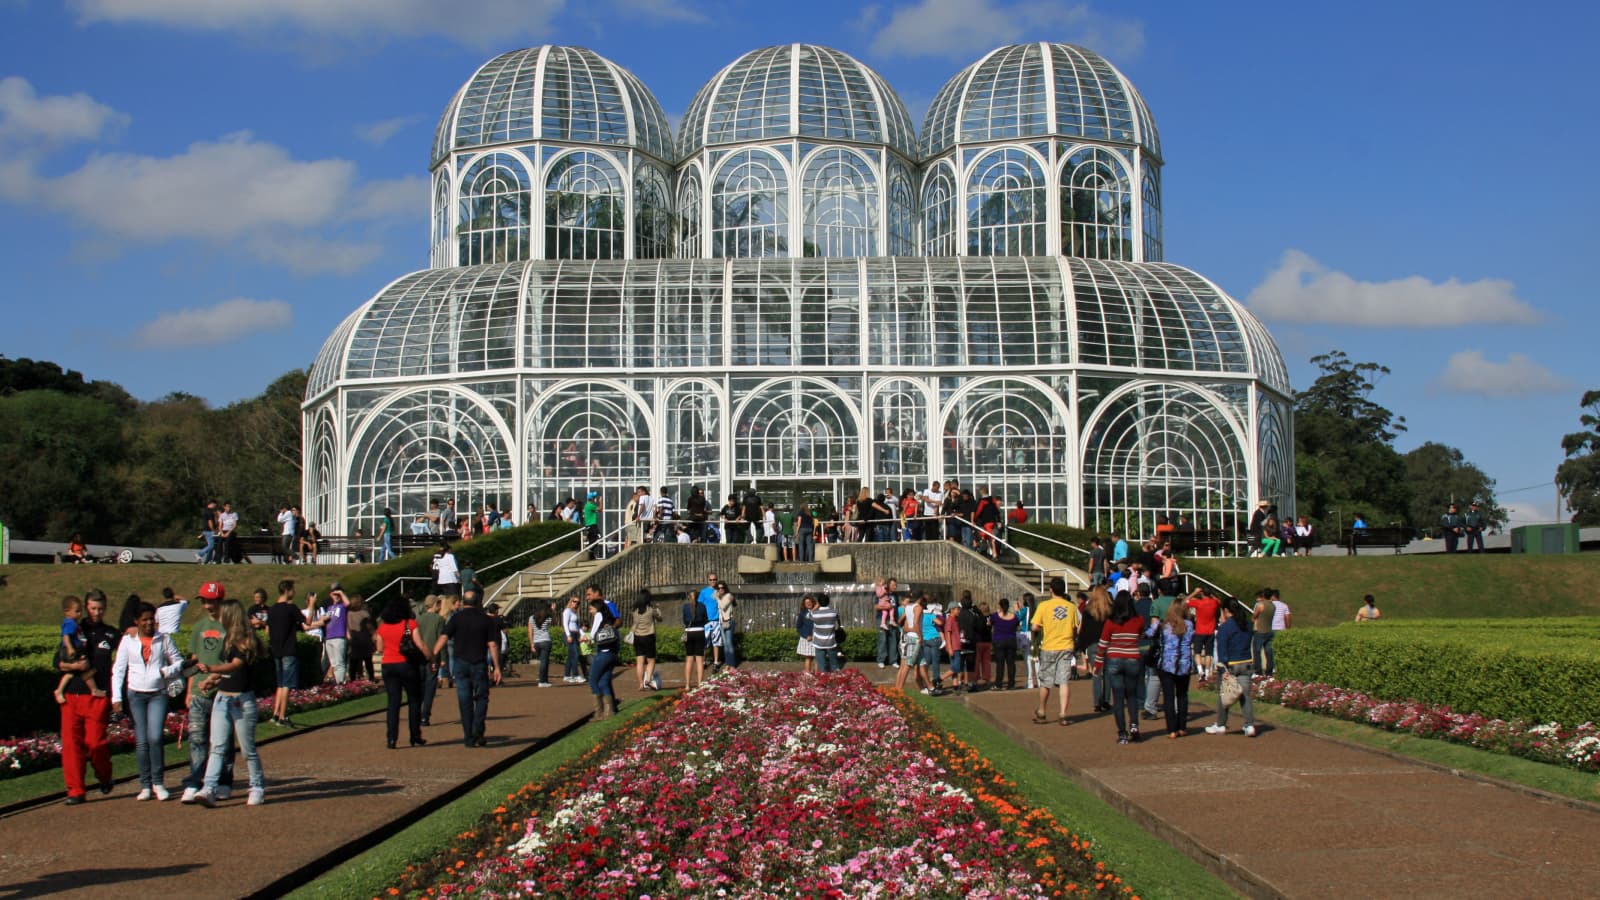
[0,627,66,660]
[1006,522,1097,571]
[1275,624,1600,725]
[318,522,581,604]
[1,652,66,737]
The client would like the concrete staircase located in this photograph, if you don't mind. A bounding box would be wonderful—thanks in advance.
[486,548,617,619]
[996,548,1092,594]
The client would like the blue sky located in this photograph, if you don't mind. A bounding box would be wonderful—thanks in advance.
[1,0,1594,525]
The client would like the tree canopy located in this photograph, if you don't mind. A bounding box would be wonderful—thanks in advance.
[0,357,306,546]
[1555,389,1600,526]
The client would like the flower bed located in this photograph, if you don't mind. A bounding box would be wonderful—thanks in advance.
[0,679,382,778]
[392,671,1134,898]
[1254,677,1600,773]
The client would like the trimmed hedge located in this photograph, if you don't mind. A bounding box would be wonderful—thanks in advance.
[1275,623,1600,725]
[1005,522,1096,572]
[316,522,582,604]
[0,627,67,660]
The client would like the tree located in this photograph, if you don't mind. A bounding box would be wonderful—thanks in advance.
[1402,442,1505,534]
[1293,351,1411,527]
[1556,389,1600,526]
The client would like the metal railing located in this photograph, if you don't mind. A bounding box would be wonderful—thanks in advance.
[363,576,435,606]
[1005,524,1093,562]
[486,521,631,609]
[946,516,1091,591]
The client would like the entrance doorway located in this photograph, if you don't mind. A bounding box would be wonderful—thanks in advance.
[747,479,841,519]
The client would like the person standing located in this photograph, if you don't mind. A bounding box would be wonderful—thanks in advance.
[373,597,431,749]
[715,582,739,668]
[795,595,818,673]
[1149,601,1196,738]
[1185,588,1222,685]
[561,596,587,683]
[586,597,622,717]
[434,591,501,748]
[1250,590,1273,681]
[528,601,556,688]
[194,599,266,806]
[1206,604,1258,737]
[415,595,446,724]
[682,590,709,688]
[377,507,396,562]
[582,491,603,558]
[698,573,723,671]
[199,500,219,564]
[266,580,305,727]
[795,503,816,563]
[319,587,351,684]
[1464,501,1486,553]
[154,587,187,637]
[1266,589,1291,676]
[1440,502,1464,554]
[216,502,240,564]
[111,601,184,801]
[1088,538,1107,587]
[1030,577,1079,726]
[1079,587,1112,710]
[988,598,1019,691]
[809,595,841,673]
[630,593,662,690]
[347,595,376,682]
[180,583,235,803]
[1095,591,1146,745]
[277,506,298,564]
[55,591,117,805]
[431,541,462,603]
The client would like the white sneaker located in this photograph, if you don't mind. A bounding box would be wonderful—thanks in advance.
[152,785,170,801]
[197,790,217,809]
[247,789,265,806]
[215,785,232,800]
[1244,725,1257,737]
[537,682,552,688]
[1204,724,1226,735]
[180,787,199,804]
[919,688,932,695]
[136,788,153,801]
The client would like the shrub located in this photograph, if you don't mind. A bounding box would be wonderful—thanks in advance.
[1005,522,1097,572]
[1,653,65,738]
[1275,623,1600,725]
[319,522,581,603]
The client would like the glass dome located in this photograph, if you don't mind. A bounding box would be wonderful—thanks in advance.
[921,42,1159,160]
[678,44,917,160]
[431,45,674,167]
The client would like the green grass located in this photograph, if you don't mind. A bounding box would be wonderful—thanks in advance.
[1196,687,1600,807]
[1184,554,1600,627]
[290,697,664,900]
[0,562,358,625]
[910,693,1235,900]
[0,691,386,807]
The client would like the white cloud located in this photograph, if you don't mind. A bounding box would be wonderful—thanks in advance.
[134,297,292,348]
[1245,249,1541,328]
[610,0,707,22]
[1502,500,1556,526]
[0,76,129,145]
[868,0,1143,61]
[0,131,421,274]
[1433,350,1573,398]
[355,115,423,146]
[71,0,565,45]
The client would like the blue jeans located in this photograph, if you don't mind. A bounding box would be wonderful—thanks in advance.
[876,628,899,666]
[535,641,552,683]
[185,691,233,791]
[126,690,167,790]
[1105,657,1143,735]
[589,648,619,699]
[815,646,841,673]
[452,659,490,743]
[1253,631,1275,676]
[563,634,586,679]
[204,692,262,793]
[796,528,815,562]
[381,533,394,561]
[720,623,738,667]
[200,530,217,563]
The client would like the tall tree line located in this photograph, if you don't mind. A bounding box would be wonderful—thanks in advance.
[0,357,304,546]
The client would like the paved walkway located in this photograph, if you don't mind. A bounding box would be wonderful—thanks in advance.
[0,672,622,899]
[931,673,1600,898]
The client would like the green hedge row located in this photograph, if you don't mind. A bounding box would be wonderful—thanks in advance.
[1337,617,1600,636]
[1005,522,1096,572]
[1275,624,1600,725]
[0,626,68,660]
[319,522,581,604]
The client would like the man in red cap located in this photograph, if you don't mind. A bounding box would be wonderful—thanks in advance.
[181,582,236,803]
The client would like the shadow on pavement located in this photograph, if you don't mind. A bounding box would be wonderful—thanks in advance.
[0,863,206,898]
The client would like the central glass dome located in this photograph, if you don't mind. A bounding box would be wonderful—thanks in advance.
[677,44,916,160]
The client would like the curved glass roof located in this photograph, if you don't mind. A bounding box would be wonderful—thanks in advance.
[679,44,917,160]
[307,257,1287,400]
[921,42,1159,161]
[431,46,674,168]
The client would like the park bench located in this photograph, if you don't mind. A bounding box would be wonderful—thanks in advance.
[1168,528,1234,556]
[1339,526,1413,555]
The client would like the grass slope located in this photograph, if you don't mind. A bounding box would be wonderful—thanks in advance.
[910,694,1234,900]
[0,562,357,625]
[1184,554,1600,627]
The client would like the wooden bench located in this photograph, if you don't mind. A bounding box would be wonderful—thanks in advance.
[1339,526,1413,555]
[1168,528,1235,556]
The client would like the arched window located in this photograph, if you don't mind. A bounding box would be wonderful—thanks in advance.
[306,408,339,536]
[664,384,722,481]
[942,378,1068,521]
[733,380,858,478]
[712,149,788,258]
[1081,383,1246,539]
[886,165,914,257]
[1141,168,1163,262]
[803,148,877,257]
[1061,147,1132,261]
[431,172,451,267]
[526,383,651,536]
[921,164,957,257]
[1258,395,1291,517]
[634,164,672,260]
[545,151,624,260]
[457,153,531,265]
[966,149,1046,256]
[677,171,702,258]
[871,380,928,481]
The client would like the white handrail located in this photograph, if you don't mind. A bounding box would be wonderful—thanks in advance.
[363,576,434,605]
[1005,524,1093,560]
[476,525,584,578]
[947,516,1091,590]
[484,520,630,611]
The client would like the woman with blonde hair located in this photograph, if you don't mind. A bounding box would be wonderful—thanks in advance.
[1148,597,1196,738]
[1081,587,1114,711]
[195,599,266,806]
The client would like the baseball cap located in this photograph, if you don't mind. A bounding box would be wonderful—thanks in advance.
[198,582,225,601]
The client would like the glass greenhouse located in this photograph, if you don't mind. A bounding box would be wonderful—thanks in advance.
[306,42,1294,543]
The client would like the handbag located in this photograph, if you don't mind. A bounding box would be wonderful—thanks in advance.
[399,621,426,665]
[1218,669,1244,706]
[162,636,187,698]
[1142,627,1163,668]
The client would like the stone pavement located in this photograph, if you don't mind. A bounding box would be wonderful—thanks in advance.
[0,672,623,899]
[900,669,1600,899]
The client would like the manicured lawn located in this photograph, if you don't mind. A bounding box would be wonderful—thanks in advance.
[909,692,1235,900]
[1184,554,1600,626]
[289,697,664,900]
[0,690,387,808]
[0,562,358,625]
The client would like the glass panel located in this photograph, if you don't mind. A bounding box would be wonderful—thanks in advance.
[545,150,624,260]
[802,148,878,258]
[457,152,531,265]
[713,148,789,258]
[966,148,1046,256]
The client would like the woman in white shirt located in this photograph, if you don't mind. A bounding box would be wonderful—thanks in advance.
[111,601,184,801]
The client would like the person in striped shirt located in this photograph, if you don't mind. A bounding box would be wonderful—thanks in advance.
[809,595,842,673]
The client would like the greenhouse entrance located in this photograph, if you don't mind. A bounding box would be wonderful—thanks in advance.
[747,479,842,518]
